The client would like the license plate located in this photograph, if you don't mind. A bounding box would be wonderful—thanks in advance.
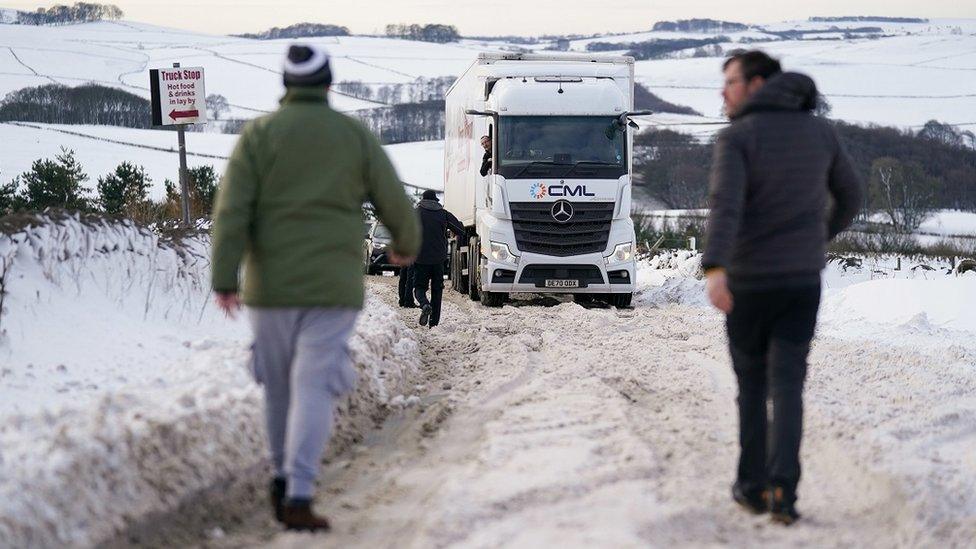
[545,279,579,288]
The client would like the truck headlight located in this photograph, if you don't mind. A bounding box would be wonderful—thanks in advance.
[489,241,518,266]
[606,242,633,265]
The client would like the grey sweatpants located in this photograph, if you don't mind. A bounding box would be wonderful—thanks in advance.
[248,307,359,499]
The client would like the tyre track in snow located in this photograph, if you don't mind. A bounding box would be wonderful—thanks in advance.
[171,279,972,547]
[254,281,663,548]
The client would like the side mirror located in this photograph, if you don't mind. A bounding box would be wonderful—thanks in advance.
[617,110,653,131]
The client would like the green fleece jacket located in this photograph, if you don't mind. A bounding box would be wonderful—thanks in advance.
[211,87,420,308]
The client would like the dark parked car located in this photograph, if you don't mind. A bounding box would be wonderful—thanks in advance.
[363,221,400,275]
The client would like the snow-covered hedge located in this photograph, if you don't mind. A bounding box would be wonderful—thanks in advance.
[0,212,420,547]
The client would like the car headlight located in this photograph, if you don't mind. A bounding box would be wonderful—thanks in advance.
[489,241,518,265]
[607,242,633,265]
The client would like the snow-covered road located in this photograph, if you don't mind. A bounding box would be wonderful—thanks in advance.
[6,214,970,546]
[180,278,975,548]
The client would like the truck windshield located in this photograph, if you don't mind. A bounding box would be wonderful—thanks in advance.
[496,116,626,179]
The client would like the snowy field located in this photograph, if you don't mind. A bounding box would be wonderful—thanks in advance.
[568,19,976,130]
[0,122,444,197]
[0,18,973,129]
[0,19,495,118]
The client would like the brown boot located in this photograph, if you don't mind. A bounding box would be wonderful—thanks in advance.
[282,499,331,532]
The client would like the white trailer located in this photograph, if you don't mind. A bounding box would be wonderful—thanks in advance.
[444,52,645,307]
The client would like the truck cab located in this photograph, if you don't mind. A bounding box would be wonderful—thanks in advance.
[444,53,643,307]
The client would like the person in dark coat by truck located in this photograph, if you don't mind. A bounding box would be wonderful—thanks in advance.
[702,50,864,525]
[414,189,465,328]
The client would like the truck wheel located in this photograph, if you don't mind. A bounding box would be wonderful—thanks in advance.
[468,235,481,301]
[449,239,458,291]
[453,239,467,294]
[573,294,594,305]
[481,291,505,308]
[607,293,633,308]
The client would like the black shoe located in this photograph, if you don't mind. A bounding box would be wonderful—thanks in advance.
[282,498,331,532]
[419,304,431,326]
[270,477,286,523]
[732,483,768,514]
[769,486,800,525]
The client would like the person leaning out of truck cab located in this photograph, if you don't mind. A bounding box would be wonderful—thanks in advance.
[480,135,492,176]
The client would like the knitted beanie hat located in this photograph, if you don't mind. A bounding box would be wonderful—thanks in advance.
[283,44,332,87]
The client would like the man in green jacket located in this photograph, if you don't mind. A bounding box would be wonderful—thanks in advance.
[210,44,420,532]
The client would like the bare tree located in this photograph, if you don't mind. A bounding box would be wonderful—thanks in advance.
[918,120,963,147]
[205,94,229,121]
[870,157,938,232]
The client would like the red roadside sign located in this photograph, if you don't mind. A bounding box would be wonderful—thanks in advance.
[149,66,207,126]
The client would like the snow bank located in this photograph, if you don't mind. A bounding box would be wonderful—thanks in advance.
[918,210,976,237]
[635,250,707,307]
[866,210,976,237]
[0,212,420,547]
[631,245,976,353]
[819,275,976,344]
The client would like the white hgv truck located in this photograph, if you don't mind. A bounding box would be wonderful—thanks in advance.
[444,52,647,307]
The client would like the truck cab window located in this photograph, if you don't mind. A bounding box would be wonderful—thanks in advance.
[496,116,626,179]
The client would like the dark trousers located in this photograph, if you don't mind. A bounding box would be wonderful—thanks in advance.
[413,263,445,326]
[398,266,415,306]
[726,283,821,499]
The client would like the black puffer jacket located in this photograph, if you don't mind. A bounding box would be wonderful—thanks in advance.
[702,72,864,285]
[416,199,465,265]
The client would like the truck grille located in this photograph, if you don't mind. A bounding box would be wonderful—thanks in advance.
[509,202,615,257]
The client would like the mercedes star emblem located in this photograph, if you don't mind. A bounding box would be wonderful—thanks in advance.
[551,200,574,223]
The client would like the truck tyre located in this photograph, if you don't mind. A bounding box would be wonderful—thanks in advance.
[456,239,470,294]
[449,239,460,292]
[607,293,633,308]
[573,294,594,306]
[468,235,481,301]
[481,290,505,307]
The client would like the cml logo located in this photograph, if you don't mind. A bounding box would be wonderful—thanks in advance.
[529,183,548,199]
[550,185,595,197]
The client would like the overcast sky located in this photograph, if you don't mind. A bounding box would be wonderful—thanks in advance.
[5,1,974,35]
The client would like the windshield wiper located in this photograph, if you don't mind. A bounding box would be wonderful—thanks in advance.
[508,161,567,179]
[563,161,619,177]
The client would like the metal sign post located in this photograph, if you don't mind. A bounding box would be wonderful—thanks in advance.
[149,62,208,226]
[176,111,190,225]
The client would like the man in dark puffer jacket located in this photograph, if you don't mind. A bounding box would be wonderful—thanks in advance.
[702,50,864,525]
[414,189,465,328]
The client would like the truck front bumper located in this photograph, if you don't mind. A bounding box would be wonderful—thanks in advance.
[481,252,636,294]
